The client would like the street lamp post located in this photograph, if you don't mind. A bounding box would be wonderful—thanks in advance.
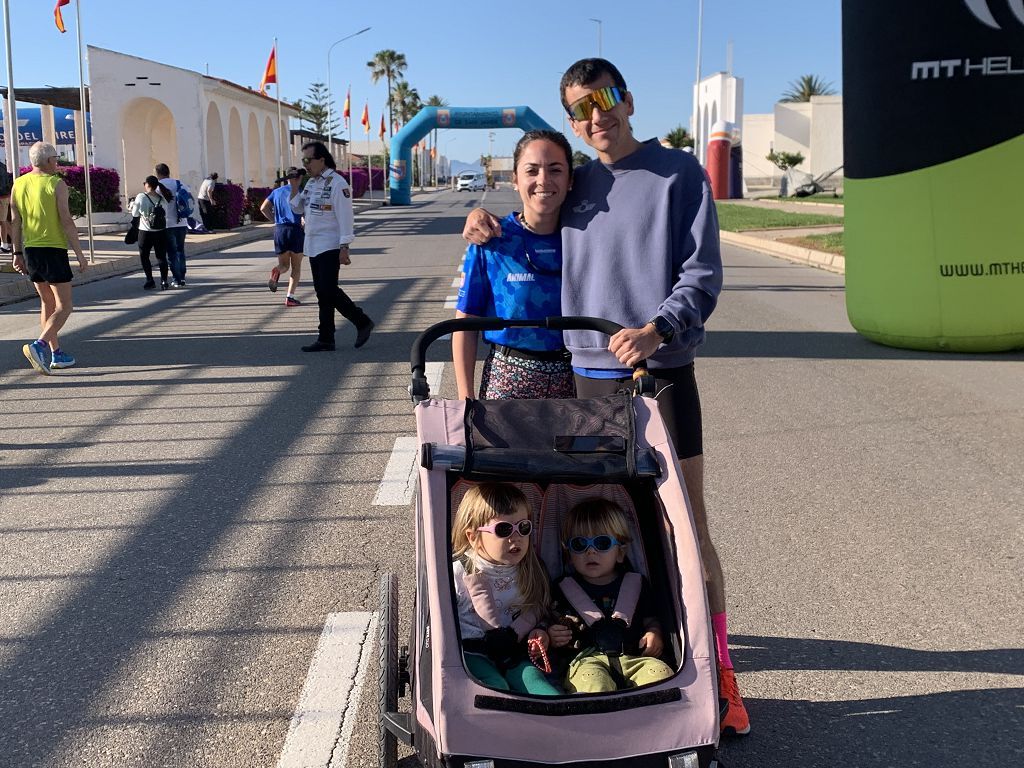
[327,26,371,163]
[589,18,602,56]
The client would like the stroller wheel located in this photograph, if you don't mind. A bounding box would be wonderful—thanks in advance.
[377,572,399,768]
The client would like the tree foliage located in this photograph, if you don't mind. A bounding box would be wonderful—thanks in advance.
[391,80,421,127]
[664,125,694,149]
[296,82,338,139]
[572,150,591,168]
[766,150,805,171]
[780,74,836,103]
[367,49,408,138]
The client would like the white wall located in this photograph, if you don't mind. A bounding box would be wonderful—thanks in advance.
[740,113,778,185]
[691,72,743,165]
[89,45,297,206]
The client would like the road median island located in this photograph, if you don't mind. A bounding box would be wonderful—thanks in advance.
[717,202,846,274]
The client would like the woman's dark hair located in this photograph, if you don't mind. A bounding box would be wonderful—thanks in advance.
[559,58,628,112]
[512,130,573,174]
[302,141,336,170]
[144,175,173,201]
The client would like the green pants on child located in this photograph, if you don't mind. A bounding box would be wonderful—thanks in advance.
[565,648,673,693]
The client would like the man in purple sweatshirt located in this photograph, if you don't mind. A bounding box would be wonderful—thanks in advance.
[463,58,748,736]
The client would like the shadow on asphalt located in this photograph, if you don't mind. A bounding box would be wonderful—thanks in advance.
[721,635,1024,767]
[702,330,1024,362]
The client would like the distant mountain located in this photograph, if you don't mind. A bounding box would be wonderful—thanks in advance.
[449,160,484,175]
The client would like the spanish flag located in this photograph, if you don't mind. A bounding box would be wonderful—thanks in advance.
[259,46,277,95]
[378,113,386,141]
[360,103,370,133]
[343,88,351,128]
[54,0,70,33]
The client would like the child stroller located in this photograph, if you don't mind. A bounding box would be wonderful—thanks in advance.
[377,316,721,767]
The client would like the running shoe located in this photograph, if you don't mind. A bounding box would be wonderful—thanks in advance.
[268,267,280,292]
[161,280,170,290]
[718,666,750,736]
[170,280,182,288]
[23,340,50,375]
[143,279,156,290]
[301,340,336,352]
[285,297,301,307]
[50,350,76,369]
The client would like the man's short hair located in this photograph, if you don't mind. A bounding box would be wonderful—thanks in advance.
[210,172,219,180]
[154,163,170,177]
[28,142,58,168]
[301,141,337,170]
[559,58,629,112]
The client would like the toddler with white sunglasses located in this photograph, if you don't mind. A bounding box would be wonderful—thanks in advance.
[451,483,559,695]
[547,498,674,693]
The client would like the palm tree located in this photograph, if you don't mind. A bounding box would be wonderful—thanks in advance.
[780,74,837,103]
[391,80,421,126]
[664,125,694,149]
[367,49,407,137]
[425,95,448,185]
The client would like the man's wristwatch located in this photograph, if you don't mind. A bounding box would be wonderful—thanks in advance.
[648,315,675,344]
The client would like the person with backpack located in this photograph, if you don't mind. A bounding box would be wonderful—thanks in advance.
[155,163,193,287]
[129,176,173,290]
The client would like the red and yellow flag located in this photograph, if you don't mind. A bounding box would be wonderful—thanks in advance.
[259,46,277,95]
[343,88,351,128]
[378,113,386,141]
[360,103,370,133]
[54,0,71,33]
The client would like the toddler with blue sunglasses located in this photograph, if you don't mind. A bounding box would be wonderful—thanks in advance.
[548,498,674,693]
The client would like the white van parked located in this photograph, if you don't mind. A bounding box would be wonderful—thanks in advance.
[456,171,487,192]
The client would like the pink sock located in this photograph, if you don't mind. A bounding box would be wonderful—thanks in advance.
[711,612,734,669]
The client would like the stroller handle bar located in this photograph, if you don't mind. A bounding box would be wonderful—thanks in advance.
[410,316,653,403]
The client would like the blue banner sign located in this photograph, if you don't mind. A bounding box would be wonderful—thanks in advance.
[0,107,91,147]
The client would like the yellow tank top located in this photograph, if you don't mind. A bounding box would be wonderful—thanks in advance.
[12,172,67,249]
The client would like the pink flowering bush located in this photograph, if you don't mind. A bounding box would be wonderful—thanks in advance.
[20,164,122,214]
[212,183,245,229]
[244,186,273,221]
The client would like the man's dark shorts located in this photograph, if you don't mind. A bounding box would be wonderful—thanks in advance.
[25,247,73,284]
[574,363,703,459]
[273,224,304,255]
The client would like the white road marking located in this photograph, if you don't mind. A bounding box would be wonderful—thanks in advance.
[443,295,458,309]
[277,612,376,768]
[328,614,380,768]
[373,362,443,506]
[451,277,462,288]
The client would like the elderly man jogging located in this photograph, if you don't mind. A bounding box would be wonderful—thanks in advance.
[11,141,88,374]
[290,141,373,351]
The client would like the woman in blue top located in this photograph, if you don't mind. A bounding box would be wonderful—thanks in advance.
[260,167,306,307]
[453,130,575,400]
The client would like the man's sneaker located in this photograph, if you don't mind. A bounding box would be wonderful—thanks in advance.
[718,666,750,736]
[0,243,12,254]
[354,319,374,349]
[178,279,187,286]
[50,350,76,369]
[285,296,301,307]
[301,340,336,352]
[268,268,280,292]
[170,280,183,288]
[22,341,50,375]
[143,279,156,290]
[161,280,170,290]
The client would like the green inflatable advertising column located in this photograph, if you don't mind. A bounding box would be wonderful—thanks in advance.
[843,1,1024,351]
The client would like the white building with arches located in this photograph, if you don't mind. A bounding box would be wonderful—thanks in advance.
[88,45,298,206]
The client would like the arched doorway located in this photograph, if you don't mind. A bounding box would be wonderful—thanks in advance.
[120,97,178,199]
[227,107,244,184]
[388,106,554,205]
[246,112,262,186]
[205,102,226,179]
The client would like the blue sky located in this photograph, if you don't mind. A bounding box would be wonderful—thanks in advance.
[8,0,840,164]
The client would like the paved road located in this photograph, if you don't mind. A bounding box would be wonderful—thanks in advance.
[1,188,1021,768]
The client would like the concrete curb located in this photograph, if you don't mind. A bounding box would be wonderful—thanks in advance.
[720,230,846,275]
[0,225,274,306]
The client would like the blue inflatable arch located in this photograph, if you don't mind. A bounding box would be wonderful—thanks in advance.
[388,106,554,205]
